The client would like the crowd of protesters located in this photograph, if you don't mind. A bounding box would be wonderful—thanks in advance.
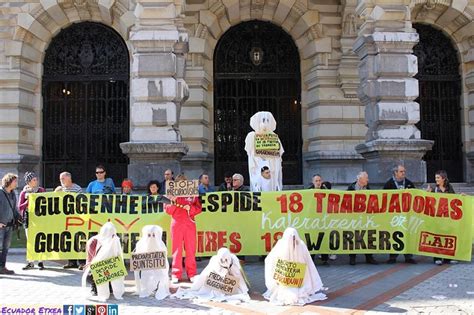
[0,163,462,276]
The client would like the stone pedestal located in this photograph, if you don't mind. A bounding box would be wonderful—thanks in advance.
[353,1,433,185]
[356,140,433,185]
[120,142,188,188]
[121,0,190,185]
[0,154,40,186]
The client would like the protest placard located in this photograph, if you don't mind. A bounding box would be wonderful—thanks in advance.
[165,180,199,196]
[273,259,306,288]
[204,272,240,295]
[90,256,127,285]
[130,251,167,271]
[255,133,280,157]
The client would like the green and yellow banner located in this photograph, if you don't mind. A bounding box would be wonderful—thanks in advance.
[27,190,473,261]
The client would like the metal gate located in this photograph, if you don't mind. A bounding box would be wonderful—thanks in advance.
[42,22,130,188]
[214,20,302,185]
[413,24,463,182]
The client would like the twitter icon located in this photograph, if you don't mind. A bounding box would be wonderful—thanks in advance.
[74,305,85,315]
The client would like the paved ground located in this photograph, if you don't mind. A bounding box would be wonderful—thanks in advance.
[0,252,473,314]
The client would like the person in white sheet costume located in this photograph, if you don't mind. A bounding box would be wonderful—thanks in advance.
[175,247,250,302]
[82,222,125,301]
[244,111,284,192]
[264,228,327,305]
[134,225,170,300]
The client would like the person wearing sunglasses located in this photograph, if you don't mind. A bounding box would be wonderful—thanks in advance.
[86,165,116,194]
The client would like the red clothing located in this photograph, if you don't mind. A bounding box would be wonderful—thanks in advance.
[86,236,99,266]
[165,196,202,279]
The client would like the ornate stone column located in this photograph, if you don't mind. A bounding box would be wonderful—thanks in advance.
[120,0,190,187]
[353,0,433,184]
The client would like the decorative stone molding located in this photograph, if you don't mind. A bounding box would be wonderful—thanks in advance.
[353,0,433,184]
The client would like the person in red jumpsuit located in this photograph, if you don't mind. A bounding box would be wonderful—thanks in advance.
[165,176,202,283]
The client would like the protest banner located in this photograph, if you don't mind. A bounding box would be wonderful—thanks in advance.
[204,272,240,295]
[254,133,280,157]
[273,259,306,288]
[165,180,199,196]
[130,251,167,271]
[27,190,474,261]
[90,256,127,286]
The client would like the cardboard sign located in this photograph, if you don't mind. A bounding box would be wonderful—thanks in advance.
[130,251,167,271]
[204,271,240,295]
[166,180,199,196]
[90,256,127,286]
[255,133,280,157]
[273,259,306,288]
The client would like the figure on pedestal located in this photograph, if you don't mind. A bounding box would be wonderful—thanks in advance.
[244,112,284,192]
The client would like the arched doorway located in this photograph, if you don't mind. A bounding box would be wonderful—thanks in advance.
[414,24,463,182]
[214,20,302,185]
[42,22,130,188]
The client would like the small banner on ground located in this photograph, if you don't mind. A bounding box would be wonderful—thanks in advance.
[204,272,240,295]
[90,256,127,286]
[165,180,199,196]
[27,190,474,261]
[130,251,167,271]
[255,133,280,157]
[273,259,306,288]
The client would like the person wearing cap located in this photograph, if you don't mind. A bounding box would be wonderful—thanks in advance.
[121,179,133,195]
[18,172,46,270]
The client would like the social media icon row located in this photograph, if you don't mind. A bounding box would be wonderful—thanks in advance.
[63,304,118,315]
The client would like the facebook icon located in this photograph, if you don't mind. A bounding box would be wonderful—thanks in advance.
[63,305,74,315]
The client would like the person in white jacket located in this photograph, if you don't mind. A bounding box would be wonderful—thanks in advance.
[133,225,170,300]
[264,227,327,305]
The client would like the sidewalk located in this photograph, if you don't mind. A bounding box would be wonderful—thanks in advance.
[0,252,473,314]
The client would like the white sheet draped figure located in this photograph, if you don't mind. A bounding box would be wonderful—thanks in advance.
[174,247,250,303]
[263,227,327,305]
[82,222,125,302]
[133,225,170,300]
[244,111,284,192]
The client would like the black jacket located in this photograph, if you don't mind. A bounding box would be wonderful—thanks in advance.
[383,177,415,190]
[233,185,250,192]
[347,182,370,191]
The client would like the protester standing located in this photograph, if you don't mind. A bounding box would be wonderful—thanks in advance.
[55,172,83,269]
[384,165,417,264]
[218,172,233,191]
[198,173,215,194]
[232,174,249,191]
[18,172,46,270]
[165,175,202,283]
[121,179,134,195]
[347,171,378,265]
[309,174,335,265]
[0,173,21,274]
[147,180,161,196]
[159,169,174,195]
[427,170,457,265]
[86,165,115,194]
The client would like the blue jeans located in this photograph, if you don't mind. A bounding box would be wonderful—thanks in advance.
[0,225,12,268]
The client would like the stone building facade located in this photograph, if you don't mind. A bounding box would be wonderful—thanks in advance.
[0,0,473,188]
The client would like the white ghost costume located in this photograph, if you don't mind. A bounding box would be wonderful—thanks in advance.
[263,228,327,305]
[133,225,170,300]
[244,111,284,192]
[174,247,250,303]
[82,222,125,301]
